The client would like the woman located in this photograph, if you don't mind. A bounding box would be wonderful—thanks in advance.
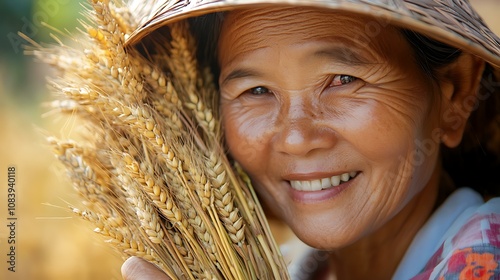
[122,0,500,279]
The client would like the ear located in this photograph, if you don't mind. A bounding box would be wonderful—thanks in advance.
[438,53,485,148]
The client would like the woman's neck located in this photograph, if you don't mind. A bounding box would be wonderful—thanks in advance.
[325,166,442,280]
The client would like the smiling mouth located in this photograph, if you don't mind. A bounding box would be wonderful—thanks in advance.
[289,172,358,191]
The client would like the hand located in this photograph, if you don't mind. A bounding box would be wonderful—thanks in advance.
[121,257,171,280]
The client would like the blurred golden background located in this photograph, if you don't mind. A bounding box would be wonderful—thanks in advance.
[0,1,499,279]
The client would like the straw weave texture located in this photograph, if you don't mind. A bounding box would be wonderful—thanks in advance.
[126,0,500,69]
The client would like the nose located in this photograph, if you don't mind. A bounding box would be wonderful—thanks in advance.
[273,100,337,157]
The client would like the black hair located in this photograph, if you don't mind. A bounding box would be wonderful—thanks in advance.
[401,29,463,79]
[188,13,225,86]
[402,29,500,197]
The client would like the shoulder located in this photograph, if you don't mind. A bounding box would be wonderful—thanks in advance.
[449,197,500,248]
[412,195,500,280]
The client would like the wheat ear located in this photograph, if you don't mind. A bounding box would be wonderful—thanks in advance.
[35,0,291,278]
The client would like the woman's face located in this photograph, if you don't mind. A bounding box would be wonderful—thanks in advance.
[218,7,442,249]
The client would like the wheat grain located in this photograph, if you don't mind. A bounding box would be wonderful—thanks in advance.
[122,152,194,237]
[49,138,113,208]
[205,152,246,246]
[74,207,179,279]
[166,23,218,140]
[117,136,223,278]
[168,21,197,87]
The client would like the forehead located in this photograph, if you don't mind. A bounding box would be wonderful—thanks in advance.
[218,6,404,66]
[221,6,373,38]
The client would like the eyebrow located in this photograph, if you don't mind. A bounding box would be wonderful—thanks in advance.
[220,47,373,86]
[220,68,263,87]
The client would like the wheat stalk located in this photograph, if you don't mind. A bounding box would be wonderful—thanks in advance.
[32,0,290,279]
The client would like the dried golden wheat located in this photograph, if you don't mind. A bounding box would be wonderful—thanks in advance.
[28,0,290,279]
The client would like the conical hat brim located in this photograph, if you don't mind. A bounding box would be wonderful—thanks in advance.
[125,0,500,69]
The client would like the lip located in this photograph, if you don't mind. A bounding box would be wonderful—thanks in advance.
[287,172,359,204]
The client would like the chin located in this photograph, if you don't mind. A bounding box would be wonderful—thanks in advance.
[294,227,356,250]
[283,210,363,250]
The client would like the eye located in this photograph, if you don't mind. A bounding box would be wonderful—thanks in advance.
[245,86,271,95]
[330,75,358,87]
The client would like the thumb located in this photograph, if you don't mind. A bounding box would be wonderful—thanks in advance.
[121,256,171,280]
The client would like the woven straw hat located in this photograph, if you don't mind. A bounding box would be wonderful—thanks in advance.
[125,0,500,70]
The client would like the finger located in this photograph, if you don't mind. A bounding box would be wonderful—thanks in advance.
[121,256,171,280]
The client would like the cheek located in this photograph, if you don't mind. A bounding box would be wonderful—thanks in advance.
[334,98,418,162]
[333,89,439,195]
[340,85,435,159]
[221,102,274,170]
[221,103,287,216]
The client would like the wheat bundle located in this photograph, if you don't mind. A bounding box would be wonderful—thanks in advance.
[28,0,289,279]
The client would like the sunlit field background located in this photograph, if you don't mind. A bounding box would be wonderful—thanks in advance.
[0,1,499,279]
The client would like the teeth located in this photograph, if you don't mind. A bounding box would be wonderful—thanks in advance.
[340,173,350,182]
[311,180,322,191]
[290,172,357,191]
[321,178,330,189]
[331,175,340,187]
[291,181,301,190]
[302,181,312,191]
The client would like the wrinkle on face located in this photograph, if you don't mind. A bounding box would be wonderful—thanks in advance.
[219,7,391,77]
[218,6,442,250]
